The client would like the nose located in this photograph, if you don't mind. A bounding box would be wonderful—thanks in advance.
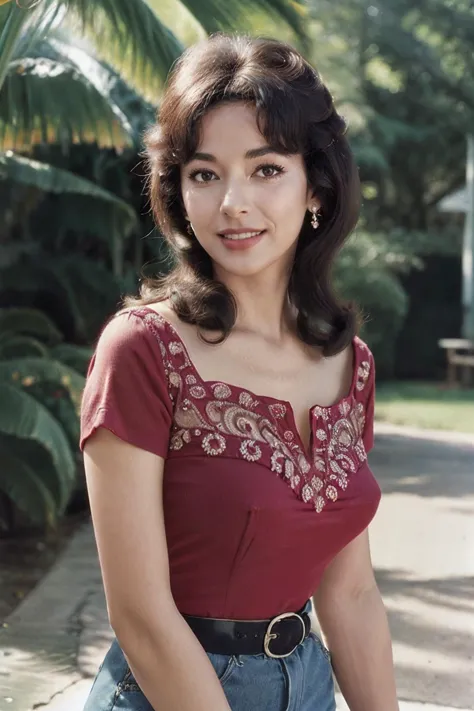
[219,180,249,218]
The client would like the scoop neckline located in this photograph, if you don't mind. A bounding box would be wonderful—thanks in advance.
[136,306,360,417]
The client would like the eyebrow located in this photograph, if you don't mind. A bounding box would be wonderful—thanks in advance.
[189,146,285,163]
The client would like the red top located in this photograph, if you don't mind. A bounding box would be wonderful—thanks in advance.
[80,307,381,620]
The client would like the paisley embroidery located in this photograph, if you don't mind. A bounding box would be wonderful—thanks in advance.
[271,450,285,474]
[240,439,262,462]
[138,309,373,513]
[310,401,367,512]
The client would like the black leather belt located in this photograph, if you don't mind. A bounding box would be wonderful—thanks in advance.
[183,602,311,659]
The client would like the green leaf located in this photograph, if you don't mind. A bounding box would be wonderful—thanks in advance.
[49,256,123,342]
[0,307,63,345]
[0,263,86,341]
[0,383,75,512]
[0,435,57,527]
[63,0,184,97]
[0,153,138,235]
[50,343,93,376]
[0,1,29,90]
[0,355,84,450]
[178,0,308,44]
[0,334,49,359]
[0,356,84,412]
[32,31,156,141]
[0,56,133,150]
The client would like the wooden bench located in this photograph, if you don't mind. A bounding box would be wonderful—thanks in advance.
[438,338,474,387]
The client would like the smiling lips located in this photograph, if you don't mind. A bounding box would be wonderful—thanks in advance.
[218,228,266,250]
[218,228,264,240]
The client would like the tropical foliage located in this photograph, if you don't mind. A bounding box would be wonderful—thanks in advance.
[0,308,88,528]
[302,0,473,375]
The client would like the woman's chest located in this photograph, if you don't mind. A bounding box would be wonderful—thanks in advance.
[142,309,373,514]
[168,384,369,515]
[168,329,353,450]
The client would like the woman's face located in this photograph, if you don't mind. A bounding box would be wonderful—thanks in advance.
[180,102,319,279]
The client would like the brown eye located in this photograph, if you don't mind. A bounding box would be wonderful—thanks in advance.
[190,170,216,183]
[255,163,285,179]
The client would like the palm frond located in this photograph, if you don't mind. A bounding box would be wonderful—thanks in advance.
[0,261,89,342]
[50,343,92,376]
[0,356,85,412]
[178,0,308,46]
[0,1,28,88]
[0,1,65,89]
[0,383,75,512]
[50,256,124,340]
[0,438,58,527]
[33,31,156,141]
[0,152,138,233]
[62,0,183,99]
[0,56,134,150]
[0,335,49,359]
[0,307,63,345]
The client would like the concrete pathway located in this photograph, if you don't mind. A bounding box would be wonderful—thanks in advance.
[1,423,473,711]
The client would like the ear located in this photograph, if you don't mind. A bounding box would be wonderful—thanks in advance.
[306,190,321,213]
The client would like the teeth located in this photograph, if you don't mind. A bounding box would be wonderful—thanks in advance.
[221,231,262,240]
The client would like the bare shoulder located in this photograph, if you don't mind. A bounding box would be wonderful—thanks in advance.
[143,299,214,355]
[330,339,355,399]
[143,299,196,336]
[143,298,175,321]
[325,336,356,377]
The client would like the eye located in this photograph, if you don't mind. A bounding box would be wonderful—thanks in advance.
[254,163,285,179]
[188,169,217,183]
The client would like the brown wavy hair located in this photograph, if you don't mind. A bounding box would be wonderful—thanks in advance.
[125,33,361,356]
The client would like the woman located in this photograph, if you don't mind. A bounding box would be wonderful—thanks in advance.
[80,34,399,711]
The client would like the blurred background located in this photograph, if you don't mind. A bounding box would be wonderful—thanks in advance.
[0,1,473,710]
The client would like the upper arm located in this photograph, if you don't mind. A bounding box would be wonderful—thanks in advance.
[313,528,377,610]
[84,429,174,629]
[80,310,176,629]
[80,311,173,458]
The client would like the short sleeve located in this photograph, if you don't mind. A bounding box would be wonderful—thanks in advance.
[362,351,375,454]
[80,310,173,458]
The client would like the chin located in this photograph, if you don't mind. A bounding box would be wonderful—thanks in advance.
[212,255,284,279]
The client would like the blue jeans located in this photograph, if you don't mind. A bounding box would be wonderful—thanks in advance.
[84,600,335,711]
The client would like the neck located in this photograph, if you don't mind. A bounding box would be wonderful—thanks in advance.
[213,265,295,344]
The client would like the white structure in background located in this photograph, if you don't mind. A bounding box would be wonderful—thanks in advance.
[438,134,474,340]
[437,135,474,385]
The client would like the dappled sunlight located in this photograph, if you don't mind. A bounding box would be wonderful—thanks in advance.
[370,432,474,499]
[374,571,474,706]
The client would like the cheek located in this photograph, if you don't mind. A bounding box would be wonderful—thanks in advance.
[183,186,218,225]
[261,179,308,220]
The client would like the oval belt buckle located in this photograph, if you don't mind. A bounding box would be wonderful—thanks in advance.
[263,612,306,659]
